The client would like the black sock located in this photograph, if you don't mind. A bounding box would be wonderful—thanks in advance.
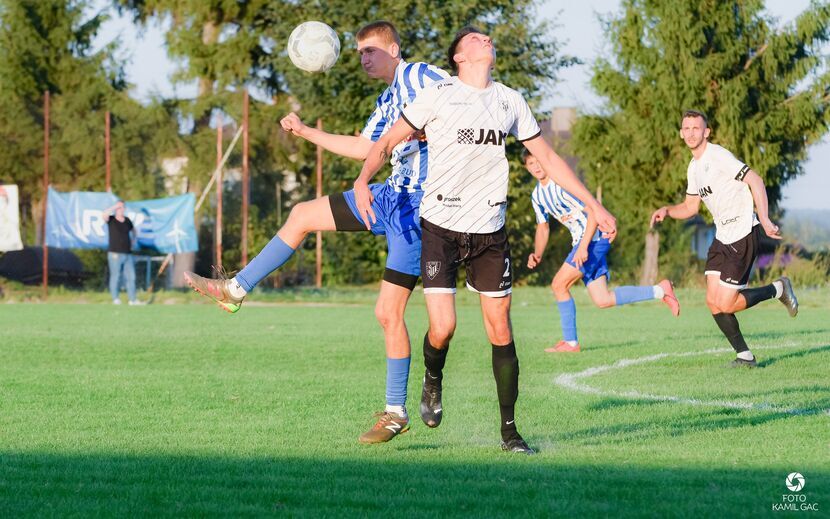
[423,333,448,380]
[739,284,777,309]
[712,313,749,353]
[492,341,519,441]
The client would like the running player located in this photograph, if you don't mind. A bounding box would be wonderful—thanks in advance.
[354,26,617,454]
[184,21,449,442]
[650,110,798,367]
[523,150,679,352]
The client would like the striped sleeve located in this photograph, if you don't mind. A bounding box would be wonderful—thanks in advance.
[531,188,548,224]
[360,95,387,142]
[419,63,450,87]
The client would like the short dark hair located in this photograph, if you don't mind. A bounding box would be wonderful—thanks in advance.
[447,26,484,73]
[681,109,708,128]
[356,21,401,47]
[521,148,533,163]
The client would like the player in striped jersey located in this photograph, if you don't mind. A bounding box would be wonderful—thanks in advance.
[524,150,680,352]
[183,21,448,444]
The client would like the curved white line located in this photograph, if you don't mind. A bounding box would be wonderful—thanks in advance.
[553,344,830,416]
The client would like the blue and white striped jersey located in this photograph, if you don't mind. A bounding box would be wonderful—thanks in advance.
[531,180,595,246]
[361,60,449,192]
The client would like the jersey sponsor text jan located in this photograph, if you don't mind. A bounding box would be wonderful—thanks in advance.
[402,77,541,233]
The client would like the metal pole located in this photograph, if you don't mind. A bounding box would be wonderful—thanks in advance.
[42,91,50,298]
[241,89,249,266]
[315,118,323,289]
[215,113,223,273]
[105,110,111,192]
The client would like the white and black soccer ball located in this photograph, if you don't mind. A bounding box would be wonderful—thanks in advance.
[287,21,340,73]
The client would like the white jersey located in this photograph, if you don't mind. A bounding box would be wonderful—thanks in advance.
[401,77,541,233]
[531,180,594,246]
[361,61,449,192]
[686,142,758,244]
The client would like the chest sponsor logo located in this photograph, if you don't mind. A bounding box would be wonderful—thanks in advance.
[721,216,740,225]
[698,186,713,198]
[457,128,507,145]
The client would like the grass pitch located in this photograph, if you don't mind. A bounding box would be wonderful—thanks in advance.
[1,287,828,517]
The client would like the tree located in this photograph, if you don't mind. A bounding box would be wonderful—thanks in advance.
[572,0,830,283]
[0,0,180,242]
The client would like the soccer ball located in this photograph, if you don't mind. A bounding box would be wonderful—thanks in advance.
[287,21,340,73]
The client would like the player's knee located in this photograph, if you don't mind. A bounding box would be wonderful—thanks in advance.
[374,303,403,330]
[428,325,454,347]
[489,324,512,345]
[551,278,569,298]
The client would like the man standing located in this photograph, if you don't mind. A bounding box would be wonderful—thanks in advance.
[355,26,616,453]
[183,21,449,443]
[103,200,138,305]
[650,110,798,367]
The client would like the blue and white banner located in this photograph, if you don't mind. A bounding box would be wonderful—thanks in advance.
[45,188,198,253]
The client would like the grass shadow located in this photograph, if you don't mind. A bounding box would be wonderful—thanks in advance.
[1,451,827,517]
[756,344,830,368]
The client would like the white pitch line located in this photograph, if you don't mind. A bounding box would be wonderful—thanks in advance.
[553,344,830,416]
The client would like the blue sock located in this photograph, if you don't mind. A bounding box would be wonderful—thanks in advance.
[386,357,410,409]
[614,286,655,306]
[557,299,578,342]
[234,235,295,291]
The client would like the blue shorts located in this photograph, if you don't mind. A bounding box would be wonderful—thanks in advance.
[340,183,423,278]
[565,237,611,284]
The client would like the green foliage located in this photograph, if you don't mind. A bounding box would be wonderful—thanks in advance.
[0,0,181,242]
[573,0,830,277]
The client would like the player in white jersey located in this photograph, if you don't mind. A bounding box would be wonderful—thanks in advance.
[523,150,679,353]
[183,22,449,442]
[354,26,617,454]
[651,110,798,367]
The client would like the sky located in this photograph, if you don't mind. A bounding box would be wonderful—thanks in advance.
[94,0,828,211]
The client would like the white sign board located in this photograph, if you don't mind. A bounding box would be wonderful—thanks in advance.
[0,184,23,252]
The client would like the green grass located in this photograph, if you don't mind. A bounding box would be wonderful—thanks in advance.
[1,287,828,517]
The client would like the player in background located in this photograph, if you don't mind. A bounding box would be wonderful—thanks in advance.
[524,150,679,352]
[650,110,798,367]
[354,26,617,454]
[184,21,449,442]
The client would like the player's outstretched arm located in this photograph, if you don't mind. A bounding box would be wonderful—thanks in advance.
[527,222,549,269]
[650,195,701,227]
[280,112,373,160]
[743,170,781,240]
[523,136,617,238]
[353,119,415,229]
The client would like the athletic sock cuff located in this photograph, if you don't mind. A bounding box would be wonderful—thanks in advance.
[492,341,517,358]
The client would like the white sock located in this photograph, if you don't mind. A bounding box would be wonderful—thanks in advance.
[773,280,784,299]
[566,340,578,347]
[737,350,755,361]
[228,277,248,299]
[385,404,407,418]
[653,285,665,299]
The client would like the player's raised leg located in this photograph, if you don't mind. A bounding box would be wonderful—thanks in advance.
[183,196,337,313]
[585,277,680,316]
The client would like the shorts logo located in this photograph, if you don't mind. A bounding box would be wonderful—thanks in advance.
[426,261,441,280]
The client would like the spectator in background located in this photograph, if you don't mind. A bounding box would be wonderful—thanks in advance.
[103,200,139,305]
